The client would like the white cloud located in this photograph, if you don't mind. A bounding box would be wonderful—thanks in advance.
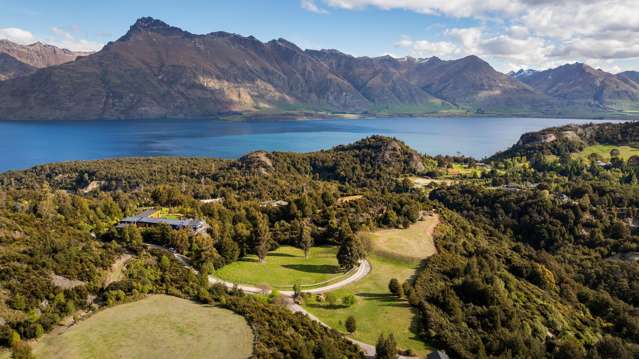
[320,0,639,72]
[323,0,522,17]
[301,0,329,14]
[0,25,103,52]
[0,27,35,44]
[47,27,103,52]
[395,35,460,58]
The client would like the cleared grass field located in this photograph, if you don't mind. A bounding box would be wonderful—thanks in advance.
[573,144,639,162]
[303,216,439,356]
[215,246,341,288]
[32,295,253,359]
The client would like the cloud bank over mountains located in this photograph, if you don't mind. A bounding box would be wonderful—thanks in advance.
[303,0,639,72]
[0,26,102,52]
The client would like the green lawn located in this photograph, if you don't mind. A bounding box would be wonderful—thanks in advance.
[304,255,427,355]
[31,295,253,359]
[215,246,342,288]
[303,219,439,356]
[573,144,639,162]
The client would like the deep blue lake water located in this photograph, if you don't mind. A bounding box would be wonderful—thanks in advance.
[0,117,628,173]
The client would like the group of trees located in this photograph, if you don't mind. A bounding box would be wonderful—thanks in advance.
[0,136,431,356]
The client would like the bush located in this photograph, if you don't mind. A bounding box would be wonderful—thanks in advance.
[342,294,356,307]
[326,293,337,307]
[345,315,357,333]
[388,278,402,297]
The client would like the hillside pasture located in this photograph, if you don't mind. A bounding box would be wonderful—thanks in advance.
[303,215,439,356]
[32,295,253,359]
[573,144,639,162]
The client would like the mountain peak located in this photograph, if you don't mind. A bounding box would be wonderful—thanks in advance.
[121,17,190,40]
[132,17,171,30]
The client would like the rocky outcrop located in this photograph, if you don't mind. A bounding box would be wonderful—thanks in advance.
[239,151,274,175]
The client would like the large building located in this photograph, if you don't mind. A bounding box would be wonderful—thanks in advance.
[118,208,209,234]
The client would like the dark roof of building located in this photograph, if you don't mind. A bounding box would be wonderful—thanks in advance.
[119,209,207,229]
[427,351,450,359]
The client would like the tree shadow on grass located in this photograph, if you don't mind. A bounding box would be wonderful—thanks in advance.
[238,257,259,263]
[281,264,340,274]
[357,292,399,302]
[306,303,351,310]
[268,252,297,258]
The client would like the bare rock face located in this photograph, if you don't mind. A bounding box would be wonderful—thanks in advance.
[518,132,557,146]
[0,39,90,68]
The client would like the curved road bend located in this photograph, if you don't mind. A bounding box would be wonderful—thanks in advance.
[147,244,414,358]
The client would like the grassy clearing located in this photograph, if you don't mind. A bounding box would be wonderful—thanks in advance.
[215,246,341,288]
[31,295,253,359]
[303,216,439,356]
[366,216,439,264]
[573,144,639,162]
[446,164,483,178]
[408,177,456,189]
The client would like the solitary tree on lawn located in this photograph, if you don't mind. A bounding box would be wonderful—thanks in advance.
[253,212,271,263]
[298,223,313,259]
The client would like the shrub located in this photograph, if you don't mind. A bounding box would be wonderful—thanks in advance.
[345,315,357,333]
[342,294,356,307]
[388,278,402,297]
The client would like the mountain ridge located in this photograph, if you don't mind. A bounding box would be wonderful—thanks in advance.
[0,17,637,120]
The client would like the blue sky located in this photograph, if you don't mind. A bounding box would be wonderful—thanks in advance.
[1,0,638,73]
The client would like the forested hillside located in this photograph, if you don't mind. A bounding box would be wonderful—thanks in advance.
[1,130,639,358]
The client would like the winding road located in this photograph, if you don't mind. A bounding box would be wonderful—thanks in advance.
[207,258,371,296]
[147,243,414,358]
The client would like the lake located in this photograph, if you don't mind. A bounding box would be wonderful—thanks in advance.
[0,117,628,173]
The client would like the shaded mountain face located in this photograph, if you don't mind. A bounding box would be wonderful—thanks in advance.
[0,40,90,68]
[0,53,36,81]
[520,63,639,108]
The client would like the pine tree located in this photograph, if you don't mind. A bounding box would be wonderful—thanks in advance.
[253,212,271,262]
[298,223,313,259]
[345,315,357,333]
[375,333,397,359]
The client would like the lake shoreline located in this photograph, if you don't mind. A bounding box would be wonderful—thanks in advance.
[2,116,632,173]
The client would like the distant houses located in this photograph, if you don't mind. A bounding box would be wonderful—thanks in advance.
[117,208,209,234]
[260,200,289,208]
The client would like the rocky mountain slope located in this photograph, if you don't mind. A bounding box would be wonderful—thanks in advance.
[519,63,639,110]
[0,39,90,68]
[0,17,638,120]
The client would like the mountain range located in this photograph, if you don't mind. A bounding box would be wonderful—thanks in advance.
[0,17,638,120]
